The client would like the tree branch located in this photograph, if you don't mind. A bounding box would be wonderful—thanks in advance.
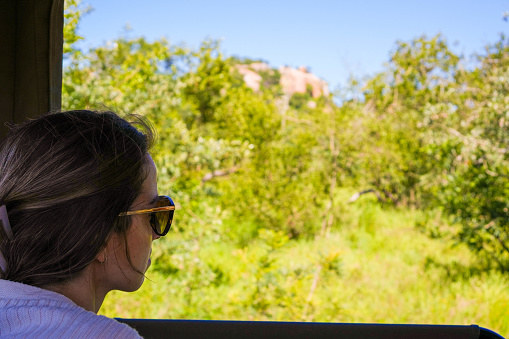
[201,166,238,183]
[348,189,383,203]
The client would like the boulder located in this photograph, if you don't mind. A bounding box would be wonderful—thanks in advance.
[279,65,329,98]
[234,63,329,98]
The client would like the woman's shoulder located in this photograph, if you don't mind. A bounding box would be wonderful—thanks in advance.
[0,279,142,338]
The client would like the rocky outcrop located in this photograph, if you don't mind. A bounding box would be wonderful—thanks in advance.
[248,62,271,72]
[235,63,329,98]
[279,65,329,98]
[236,65,262,91]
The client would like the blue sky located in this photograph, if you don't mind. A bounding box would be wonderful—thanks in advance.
[78,0,508,90]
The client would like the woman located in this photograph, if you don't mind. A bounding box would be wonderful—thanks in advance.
[0,110,175,337]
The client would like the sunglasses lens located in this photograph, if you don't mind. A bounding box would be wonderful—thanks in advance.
[152,196,174,236]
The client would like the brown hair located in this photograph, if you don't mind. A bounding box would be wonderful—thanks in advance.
[0,110,153,286]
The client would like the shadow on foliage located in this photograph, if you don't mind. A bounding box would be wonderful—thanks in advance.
[423,256,492,283]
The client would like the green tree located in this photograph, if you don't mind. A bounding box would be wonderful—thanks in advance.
[428,36,509,270]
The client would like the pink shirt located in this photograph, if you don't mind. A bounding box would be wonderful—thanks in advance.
[0,279,141,338]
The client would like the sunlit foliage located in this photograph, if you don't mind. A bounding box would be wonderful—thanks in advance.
[62,1,509,333]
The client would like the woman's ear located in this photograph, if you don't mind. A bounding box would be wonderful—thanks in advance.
[96,232,123,267]
[96,249,108,264]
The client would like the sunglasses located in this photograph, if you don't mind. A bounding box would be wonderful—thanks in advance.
[119,195,175,236]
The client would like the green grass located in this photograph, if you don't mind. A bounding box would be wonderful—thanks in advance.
[100,198,509,336]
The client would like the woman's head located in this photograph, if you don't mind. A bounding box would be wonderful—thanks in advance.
[0,110,154,287]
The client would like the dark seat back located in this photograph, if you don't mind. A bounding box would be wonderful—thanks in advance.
[116,319,504,339]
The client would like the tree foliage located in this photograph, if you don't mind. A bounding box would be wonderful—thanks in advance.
[358,34,509,270]
[60,4,509,331]
[62,2,509,280]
